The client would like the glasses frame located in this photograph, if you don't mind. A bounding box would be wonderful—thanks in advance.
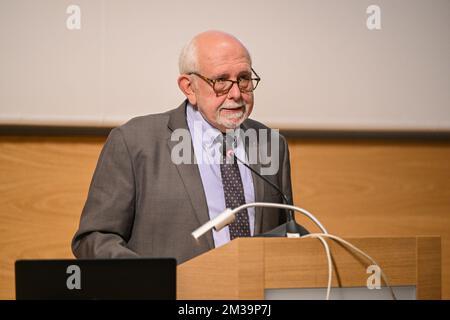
[188,68,261,96]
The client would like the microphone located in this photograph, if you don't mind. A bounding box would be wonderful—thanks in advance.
[192,202,325,240]
[225,147,309,237]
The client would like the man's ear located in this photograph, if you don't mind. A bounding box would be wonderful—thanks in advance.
[178,75,197,105]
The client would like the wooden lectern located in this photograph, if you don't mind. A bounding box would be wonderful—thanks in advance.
[177,236,441,300]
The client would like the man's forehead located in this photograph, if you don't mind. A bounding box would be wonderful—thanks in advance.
[203,64,251,80]
[199,50,251,75]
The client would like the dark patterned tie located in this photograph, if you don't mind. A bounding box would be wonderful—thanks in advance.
[220,134,251,240]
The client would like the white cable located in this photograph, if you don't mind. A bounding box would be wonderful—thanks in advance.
[303,233,397,300]
[192,202,328,240]
[313,235,333,300]
[227,202,328,234]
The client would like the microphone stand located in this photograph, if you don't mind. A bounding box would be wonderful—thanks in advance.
[233,154,309,237]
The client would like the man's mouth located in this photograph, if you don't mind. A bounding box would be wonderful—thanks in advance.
[221,106,245,112]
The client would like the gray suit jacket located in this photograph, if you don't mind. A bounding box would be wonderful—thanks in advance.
[72,101,293,264]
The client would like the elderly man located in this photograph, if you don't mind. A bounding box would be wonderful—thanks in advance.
[72,31,294,264]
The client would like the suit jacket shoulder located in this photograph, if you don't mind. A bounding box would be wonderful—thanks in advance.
[111,104,186,154]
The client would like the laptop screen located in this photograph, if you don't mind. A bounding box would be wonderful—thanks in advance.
[15,258,176,300]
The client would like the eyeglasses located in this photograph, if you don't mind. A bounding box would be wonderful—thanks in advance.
[188,68,261,96]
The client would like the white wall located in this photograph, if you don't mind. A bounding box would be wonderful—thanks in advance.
[1,0,449,130]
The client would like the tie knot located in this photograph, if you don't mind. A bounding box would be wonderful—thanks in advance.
[221,133,236,159]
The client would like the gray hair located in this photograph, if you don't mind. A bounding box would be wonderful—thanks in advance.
[178,38,198,74]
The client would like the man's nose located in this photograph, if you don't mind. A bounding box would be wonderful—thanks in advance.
[227,81,242,101]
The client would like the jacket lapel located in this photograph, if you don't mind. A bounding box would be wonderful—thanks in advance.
[166,101,214,249]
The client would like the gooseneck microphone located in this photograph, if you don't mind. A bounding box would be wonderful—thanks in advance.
[228,149,309,237]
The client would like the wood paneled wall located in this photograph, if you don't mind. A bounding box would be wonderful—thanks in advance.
[0,136,449,299]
